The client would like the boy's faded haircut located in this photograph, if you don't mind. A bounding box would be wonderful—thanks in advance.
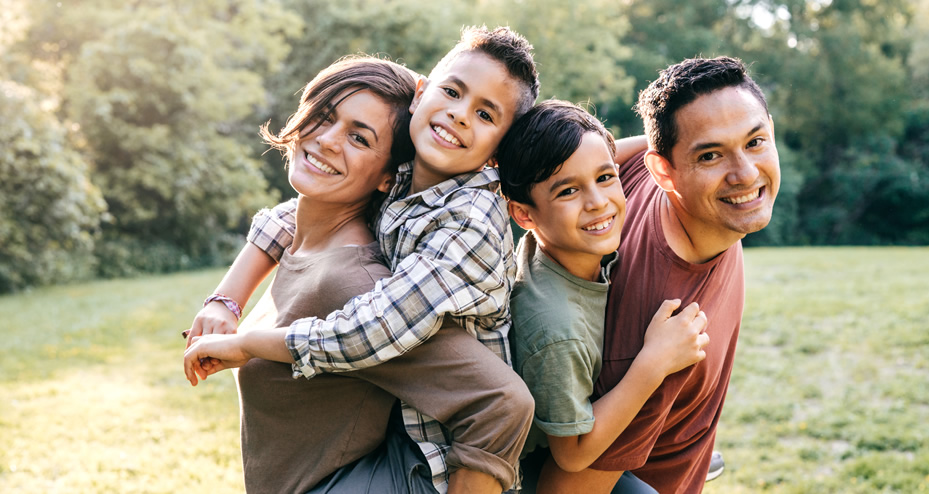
[431,25,540,119]
[497,100,615,206]
[636,56,768,161]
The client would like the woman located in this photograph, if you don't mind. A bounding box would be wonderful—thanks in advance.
[183,56,419,493]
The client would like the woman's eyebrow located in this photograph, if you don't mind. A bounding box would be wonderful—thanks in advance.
[352,120,378,141]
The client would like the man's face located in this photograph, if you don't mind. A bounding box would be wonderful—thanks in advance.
[407,51,522,192]
[665,86,780,240]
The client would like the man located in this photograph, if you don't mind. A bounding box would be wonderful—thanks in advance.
[550,56,780,493]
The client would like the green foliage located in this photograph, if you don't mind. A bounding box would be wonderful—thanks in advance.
[734,0,925,245]
[58,1,291,260]
[0,80,105,293]
[2,0,928,292]
[92,233,243,279]
[474,0,636,119]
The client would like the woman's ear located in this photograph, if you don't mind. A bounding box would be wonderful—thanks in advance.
[376,171,395,194]
[409,76,428,114]
[644,150,676,193]
[507,200,537,231]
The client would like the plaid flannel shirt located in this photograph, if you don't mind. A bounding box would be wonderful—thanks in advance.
[246,161,516,492]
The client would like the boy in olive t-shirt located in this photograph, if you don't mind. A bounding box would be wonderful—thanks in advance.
[496,100,710,493]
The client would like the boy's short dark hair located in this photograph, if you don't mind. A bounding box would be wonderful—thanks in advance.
[635,56,768,161]
[497,100,615,206]
[432,25,540,119]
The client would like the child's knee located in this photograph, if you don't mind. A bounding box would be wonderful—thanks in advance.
[495,375,535,429]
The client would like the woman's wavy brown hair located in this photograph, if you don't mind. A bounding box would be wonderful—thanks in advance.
[261,56,417,227]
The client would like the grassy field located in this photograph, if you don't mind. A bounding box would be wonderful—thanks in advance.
[1,247,927,493]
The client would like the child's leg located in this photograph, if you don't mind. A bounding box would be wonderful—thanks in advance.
[307,404,437,494]
[350,322,535,491]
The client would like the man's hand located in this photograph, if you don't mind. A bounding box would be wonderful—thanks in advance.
[183,334,252,386]
[185,301,238,349]
[641,299,710,376]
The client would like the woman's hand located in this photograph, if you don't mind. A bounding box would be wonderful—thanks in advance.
[185,301,238,349]
[183,334,252,386]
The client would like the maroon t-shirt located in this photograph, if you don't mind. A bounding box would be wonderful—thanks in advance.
[591,151,745,493]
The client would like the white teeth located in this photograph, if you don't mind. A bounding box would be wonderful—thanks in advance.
[722,189,760,204]
[306,152,340,175]
[583,218,613,231]
[433,126,461,146]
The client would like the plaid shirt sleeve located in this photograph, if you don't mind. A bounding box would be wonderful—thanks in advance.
[286,208,510,378]
[245,198,297,263]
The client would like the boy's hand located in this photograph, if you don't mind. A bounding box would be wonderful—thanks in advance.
[183,334,252,386]
[641,299,709,377]
[185,301,238,349]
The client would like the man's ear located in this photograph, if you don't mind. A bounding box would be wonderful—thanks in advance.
[507,200,537,231]
[644,150,676,192]
[409,76,428,114]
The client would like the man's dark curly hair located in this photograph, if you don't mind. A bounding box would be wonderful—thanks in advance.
[635,56,768,161]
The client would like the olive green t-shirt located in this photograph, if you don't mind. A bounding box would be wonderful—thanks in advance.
[510,230,617,455]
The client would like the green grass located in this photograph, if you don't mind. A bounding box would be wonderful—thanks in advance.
[0,269,255,493]
[706,247,929,494]
[1,248,927,493]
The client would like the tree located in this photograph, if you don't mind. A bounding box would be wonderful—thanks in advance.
[46,0,298,272]
[739,0,918,244]
[0,80,105,292]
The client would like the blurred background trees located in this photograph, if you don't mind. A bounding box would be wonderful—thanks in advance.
[1,0,926,292]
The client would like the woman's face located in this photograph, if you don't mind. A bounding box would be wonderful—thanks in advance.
[288,89,395,206]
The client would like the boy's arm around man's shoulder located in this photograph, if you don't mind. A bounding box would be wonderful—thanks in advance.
[287,191,514,378]
[613,135,647,168]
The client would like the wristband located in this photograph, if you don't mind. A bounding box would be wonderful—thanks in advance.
[204,293,242,320]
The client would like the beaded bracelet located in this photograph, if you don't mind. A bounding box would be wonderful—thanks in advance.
[203,293,242,320]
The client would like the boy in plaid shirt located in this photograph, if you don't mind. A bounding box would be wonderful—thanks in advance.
[185,26,539,493]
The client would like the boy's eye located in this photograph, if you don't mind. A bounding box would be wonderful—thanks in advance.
[747,137,764,148]
[597,173,616,183]
[477,109,493,123]
[443,87,459,98]
[698,151,720,162]
[557,187,578,198]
